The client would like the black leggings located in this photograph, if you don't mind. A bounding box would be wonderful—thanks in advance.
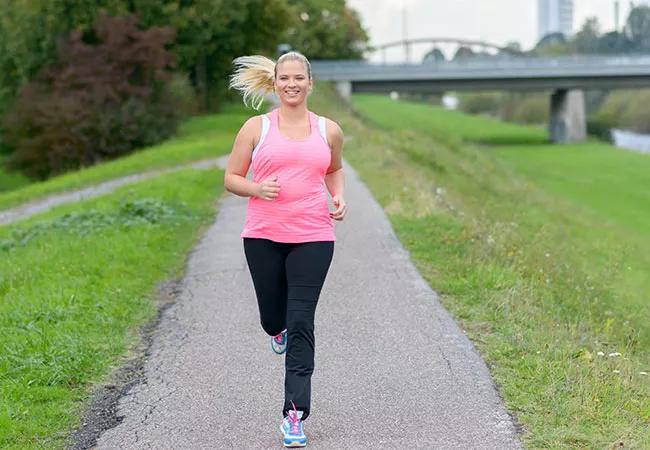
[243,238,334,421]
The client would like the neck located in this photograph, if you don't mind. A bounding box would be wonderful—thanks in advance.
[278,103,309,122]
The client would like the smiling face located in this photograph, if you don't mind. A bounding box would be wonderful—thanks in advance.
[274,59,312,107]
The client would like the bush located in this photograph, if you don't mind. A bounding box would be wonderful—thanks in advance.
[498,92,549,124]
[593,90,634,133]
[458,92,502,115]
[590,89,650,134]
[165,73,199,118]
[2,13,180,179]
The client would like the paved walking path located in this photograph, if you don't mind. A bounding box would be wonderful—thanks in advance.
[94,162,522,449]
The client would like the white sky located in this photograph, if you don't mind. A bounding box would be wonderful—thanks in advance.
[348,0,645,60]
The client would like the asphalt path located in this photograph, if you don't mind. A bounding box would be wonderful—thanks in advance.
[94,162,522,449]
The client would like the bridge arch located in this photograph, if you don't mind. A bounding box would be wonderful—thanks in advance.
[369,37,523,63]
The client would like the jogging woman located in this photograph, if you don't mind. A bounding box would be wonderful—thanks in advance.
[225,51,346,448]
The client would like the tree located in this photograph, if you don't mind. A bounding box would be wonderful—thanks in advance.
[283,0,369,59]
[423,47,445,63]
[573,17,601,53]
[0,0,128,115]
[0,0,294,113]
[533,32,570,55]
[131,0,293,109]
[597,31,634,53]
[453,46,475,61]
[3,13,179,178]
[625,5,650,51]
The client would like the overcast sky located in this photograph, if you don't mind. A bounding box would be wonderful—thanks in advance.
[348,0,644,60]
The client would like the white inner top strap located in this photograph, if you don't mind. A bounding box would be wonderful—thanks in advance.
[251,114,270,161]
[318,116,328,145]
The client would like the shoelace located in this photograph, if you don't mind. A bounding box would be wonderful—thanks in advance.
[287,400,301,434]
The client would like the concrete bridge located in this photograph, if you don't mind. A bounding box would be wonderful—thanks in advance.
[311,56,650,143]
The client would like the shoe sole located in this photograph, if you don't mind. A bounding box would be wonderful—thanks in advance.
[280,424,306,447]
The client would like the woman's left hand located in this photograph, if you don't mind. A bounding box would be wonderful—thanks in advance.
[330,195,347,221]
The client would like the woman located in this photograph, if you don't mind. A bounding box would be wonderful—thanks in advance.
[225,51,346,448]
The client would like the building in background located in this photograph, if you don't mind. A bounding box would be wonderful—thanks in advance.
[538,0,574,39]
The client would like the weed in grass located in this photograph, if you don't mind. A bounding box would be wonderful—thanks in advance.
[1,198,193,252]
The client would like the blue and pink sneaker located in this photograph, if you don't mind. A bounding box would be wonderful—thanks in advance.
[271,329,287,354]
[280,401,306,447]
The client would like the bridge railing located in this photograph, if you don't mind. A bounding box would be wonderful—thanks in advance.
[311,54,650,74]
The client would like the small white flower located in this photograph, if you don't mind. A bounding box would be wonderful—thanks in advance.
[487,235,495,245]
[597,351,605,356]
[639,371,648,376]
[613,370,620,374]
[545,253,550,257]
[608,352,622,357]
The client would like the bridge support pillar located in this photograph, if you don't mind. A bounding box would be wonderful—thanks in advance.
[335,81,352,100]
[549,89,586,143]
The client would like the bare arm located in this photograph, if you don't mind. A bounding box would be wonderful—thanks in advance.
[324,118,346,221]
[224,116,280,200]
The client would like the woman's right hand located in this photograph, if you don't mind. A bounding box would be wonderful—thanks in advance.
[255,176,281,200]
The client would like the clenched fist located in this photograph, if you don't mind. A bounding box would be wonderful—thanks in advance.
[255,176,281,201]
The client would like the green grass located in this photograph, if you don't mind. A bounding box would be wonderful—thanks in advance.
[0,156,30,193]
[490,142,650,238]
[0,103,252,211]
[0,168,223,449]
[311,87,650,448]
[352,94,549,146]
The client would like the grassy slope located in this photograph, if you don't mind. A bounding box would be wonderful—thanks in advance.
[0,168,223,449]
[0,104,251,211]
[311,87,649,448]
[352,94,549,145]
[491,143,650,237]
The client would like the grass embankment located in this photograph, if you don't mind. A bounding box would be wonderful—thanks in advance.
[352,94,549,146]
[0,168,223,449]
[0,103,250,211]
[312,89,649,448]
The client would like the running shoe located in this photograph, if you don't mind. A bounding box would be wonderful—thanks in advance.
[271,329,287,354]
[280,401,306,447]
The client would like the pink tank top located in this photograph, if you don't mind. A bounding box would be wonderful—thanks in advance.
[241,108,335,243]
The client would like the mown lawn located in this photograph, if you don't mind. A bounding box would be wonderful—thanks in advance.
[0,168,223,449]
[312,87,649,448]
[0,103,251,211]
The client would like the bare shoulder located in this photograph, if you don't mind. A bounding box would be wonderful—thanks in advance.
[240,115,263,135]
[237,115,264,145]
[322,116,343,144]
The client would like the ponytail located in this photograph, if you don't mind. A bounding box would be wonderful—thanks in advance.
[229,55,276,110]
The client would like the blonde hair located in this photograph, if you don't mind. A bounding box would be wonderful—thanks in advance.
[229,51,313,110]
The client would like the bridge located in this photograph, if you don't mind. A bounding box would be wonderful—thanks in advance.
[311,55,650,143]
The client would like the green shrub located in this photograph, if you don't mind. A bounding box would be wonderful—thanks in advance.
[594,89,650,134]
[458,92,502,115]
[2,13,180,180]
[500,93,549,124]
